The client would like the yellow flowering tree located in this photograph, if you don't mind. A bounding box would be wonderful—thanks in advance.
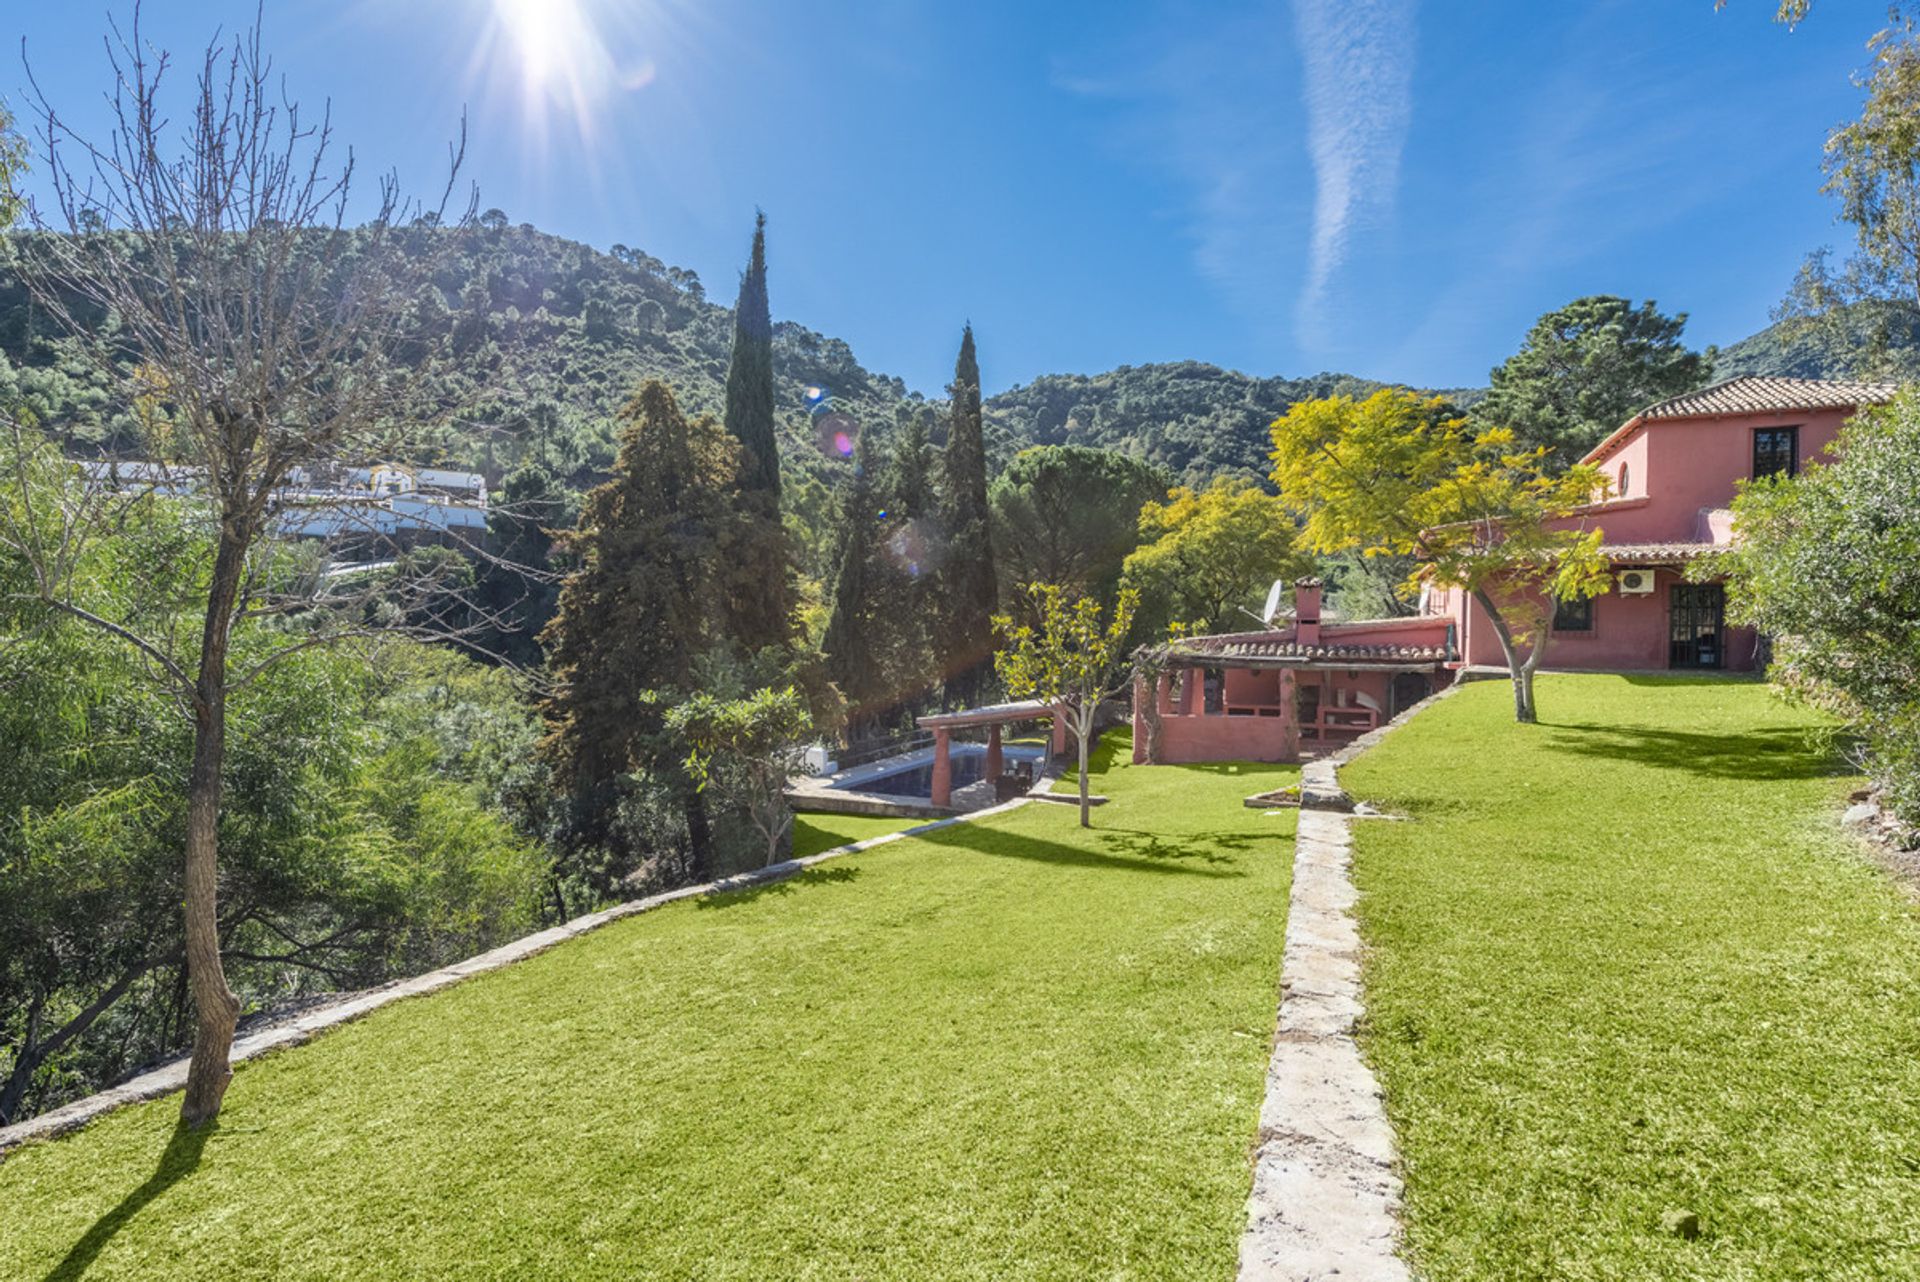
[1270,389,1612,723]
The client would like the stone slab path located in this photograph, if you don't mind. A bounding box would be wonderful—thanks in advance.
[1239,758,1410,1282]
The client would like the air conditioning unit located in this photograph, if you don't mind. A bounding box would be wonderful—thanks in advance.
[1618,569,1656,595]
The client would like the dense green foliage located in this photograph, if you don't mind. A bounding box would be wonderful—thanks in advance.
[1476,295,1713,466]
[1121,477,1307,635]
[0,223,907,516]
[0,735,1296,1280]
[1345,675,1916,1279]
[989,445,1169,619]
[1714,396,1920,830]
[0,613,542,1126]
[536,382,756,888]
[939,326,998,704]
[985,360,1480,483]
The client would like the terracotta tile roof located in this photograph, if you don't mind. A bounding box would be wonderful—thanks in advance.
[1638,375,1898,421]
[1597,542,1718,564]
[1170,632,1455,666]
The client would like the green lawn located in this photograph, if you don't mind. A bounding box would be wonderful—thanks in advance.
[0,736,1296,1281]
[1344,674,1920,1280]
[789,809,928,859]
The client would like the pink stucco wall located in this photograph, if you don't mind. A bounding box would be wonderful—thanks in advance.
[1152,712,1299,765]
[1586,407,1852,541]
[1432,404,1857,672]
[1447,573,1762,672]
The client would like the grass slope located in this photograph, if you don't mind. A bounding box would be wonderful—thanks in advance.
[789,811,928,860]
[1344,675,1920,1280]
[1,737,1295,1281]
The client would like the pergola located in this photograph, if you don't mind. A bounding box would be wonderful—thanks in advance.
[915,700,1069,809]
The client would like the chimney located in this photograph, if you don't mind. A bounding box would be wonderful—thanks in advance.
[1294,578,1323,647]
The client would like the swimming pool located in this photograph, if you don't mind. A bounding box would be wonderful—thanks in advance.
[826,743,1049,800]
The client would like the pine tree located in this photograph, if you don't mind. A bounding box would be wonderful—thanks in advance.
[724,211,780,498]
[940,324,998,705]
[537,380,743,883]
[719,210,796,653]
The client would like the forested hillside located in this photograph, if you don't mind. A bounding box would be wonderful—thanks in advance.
[0,222,1490,496]
[1712,304,1920,382]
[985,363,1484,482]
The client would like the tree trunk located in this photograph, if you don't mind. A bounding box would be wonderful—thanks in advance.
[179,523,249,1128]
[685,786,714,883]
[1471,587,1538,724]
[2,964,151,1125]
[1076,709,1093,828]
[0,994,45,1126]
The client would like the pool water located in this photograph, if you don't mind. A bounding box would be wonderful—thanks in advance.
[829,744,1047,800]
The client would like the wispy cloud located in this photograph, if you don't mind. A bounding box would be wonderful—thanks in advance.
[1289,0,1418,339]
[1050,2,1417,366]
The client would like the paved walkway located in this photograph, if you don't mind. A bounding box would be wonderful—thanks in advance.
[1239,759,1409,1282]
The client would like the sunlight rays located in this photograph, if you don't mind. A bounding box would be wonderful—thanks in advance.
[469,0,661,146]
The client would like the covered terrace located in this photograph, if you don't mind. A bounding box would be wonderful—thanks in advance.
[1133,580,1457,765]
[916,700,1069,809]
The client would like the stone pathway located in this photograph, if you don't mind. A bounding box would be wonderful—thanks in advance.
[1239,758,1409,1282]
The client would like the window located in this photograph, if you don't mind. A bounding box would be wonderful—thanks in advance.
[1617,462,1630,496]
[1753,426,1799,480]
[1553,596,1593,632]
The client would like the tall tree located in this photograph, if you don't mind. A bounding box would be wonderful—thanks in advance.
[990,445,1168,617]
[1759,10,1920,375]
[1120,478,1307,635]
[1477,296,1713,466]
[719,211,795,652]
[1271,390,1612,723]
[940,325,997,704]
[6,16,474,1126]
[723,211,780,498]
[823,430,889,739]
[538,381,743,886]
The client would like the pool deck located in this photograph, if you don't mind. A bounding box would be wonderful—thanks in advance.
[788,743,1059,818]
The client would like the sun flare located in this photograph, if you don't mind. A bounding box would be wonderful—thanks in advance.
[478,0,656,141]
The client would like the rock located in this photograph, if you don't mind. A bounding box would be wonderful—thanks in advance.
[1661,1209,1701,1240]
[1844,802,1879,827]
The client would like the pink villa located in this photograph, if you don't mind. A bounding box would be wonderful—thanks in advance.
[1136,375,1896,764]
[1424,374,1896,673]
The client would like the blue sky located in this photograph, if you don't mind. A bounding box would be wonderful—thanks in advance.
[4,1,1885,396]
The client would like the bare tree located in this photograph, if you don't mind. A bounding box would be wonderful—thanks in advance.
[2,10,494,1125]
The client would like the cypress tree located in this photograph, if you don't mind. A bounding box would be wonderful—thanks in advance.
[940,324,998,705]
[719,210,796,653]
[723,211,780,498]
[538,379,741,884]
[823,431,888,741]
[883,404,940,710]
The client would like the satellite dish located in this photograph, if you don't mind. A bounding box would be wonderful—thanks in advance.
[1260,578,1287,626]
